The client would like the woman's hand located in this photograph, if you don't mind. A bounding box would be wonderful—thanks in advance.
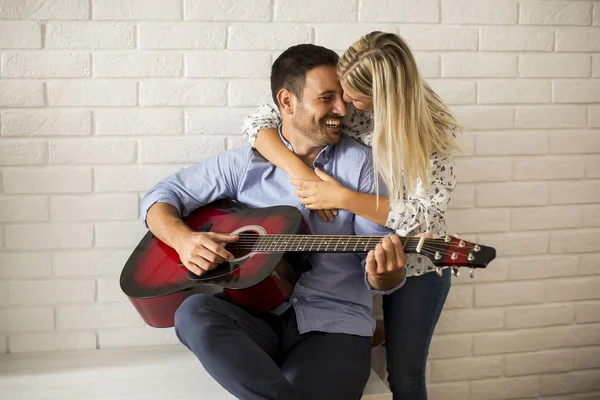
[290,168,349,220]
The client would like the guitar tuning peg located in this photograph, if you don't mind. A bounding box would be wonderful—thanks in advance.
[451,267,460,277]
[469,268,475,279]
[436,267,442,277]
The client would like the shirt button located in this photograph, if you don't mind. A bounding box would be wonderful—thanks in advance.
[292,298,298,303]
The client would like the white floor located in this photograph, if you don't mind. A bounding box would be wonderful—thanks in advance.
[0,345,392,400]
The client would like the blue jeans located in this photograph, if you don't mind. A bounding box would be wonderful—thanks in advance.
[383,268,451,400]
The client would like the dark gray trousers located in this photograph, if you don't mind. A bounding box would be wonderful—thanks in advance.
[174,294,372,400]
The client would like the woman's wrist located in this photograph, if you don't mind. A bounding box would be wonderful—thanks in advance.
[339,188,357,212]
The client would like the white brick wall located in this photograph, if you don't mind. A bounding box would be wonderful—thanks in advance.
[0,1,598,398]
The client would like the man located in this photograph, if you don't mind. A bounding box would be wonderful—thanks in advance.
[141,44,407,400]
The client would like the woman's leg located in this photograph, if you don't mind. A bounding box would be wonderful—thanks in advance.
[382,268,451,400]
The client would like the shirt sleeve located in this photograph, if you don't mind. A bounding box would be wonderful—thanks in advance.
[241,104,282,147]
[140,149,249,227]
[385,152,456,237]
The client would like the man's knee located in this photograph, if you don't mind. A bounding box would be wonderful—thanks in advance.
[174,294,223,342]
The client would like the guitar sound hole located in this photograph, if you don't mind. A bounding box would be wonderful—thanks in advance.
[224,228,260,260]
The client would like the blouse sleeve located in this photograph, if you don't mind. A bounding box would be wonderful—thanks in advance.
[241,104,282,147]
[340,104,374,147]
[385,152,456,237]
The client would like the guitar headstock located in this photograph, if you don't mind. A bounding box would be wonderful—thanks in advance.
[419,235,496,270]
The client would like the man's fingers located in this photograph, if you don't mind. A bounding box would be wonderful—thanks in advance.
[374,243,386,274]
[380,238,396,272]
[389,234,406,269]
[365,250,376,276]
[316,210,328,222]
[322,209,335,222]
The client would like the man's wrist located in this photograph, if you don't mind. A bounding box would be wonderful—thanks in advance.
[367,269,406,291]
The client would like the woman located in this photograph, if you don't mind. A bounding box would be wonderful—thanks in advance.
[241,32,461,399]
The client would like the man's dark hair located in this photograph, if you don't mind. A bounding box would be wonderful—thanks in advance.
[271,44,339,108]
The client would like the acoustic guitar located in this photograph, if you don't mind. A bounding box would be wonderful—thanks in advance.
[120,200,496,328]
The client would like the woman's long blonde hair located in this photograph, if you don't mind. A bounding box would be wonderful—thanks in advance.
[338,31,461,208]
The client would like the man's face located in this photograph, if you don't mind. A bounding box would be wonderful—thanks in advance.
[291,65,347,147]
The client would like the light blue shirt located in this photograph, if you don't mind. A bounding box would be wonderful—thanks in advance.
[141,128,404,337]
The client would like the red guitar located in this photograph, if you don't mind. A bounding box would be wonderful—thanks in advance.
[120,200,496,328]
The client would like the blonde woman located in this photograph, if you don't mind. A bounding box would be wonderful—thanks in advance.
[241,32,461,400]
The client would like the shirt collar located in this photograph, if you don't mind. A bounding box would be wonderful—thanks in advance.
[277,123,335,166]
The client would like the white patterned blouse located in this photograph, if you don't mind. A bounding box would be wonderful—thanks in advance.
[241,103,458,277]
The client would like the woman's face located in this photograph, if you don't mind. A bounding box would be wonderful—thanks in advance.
[341,80,374,112]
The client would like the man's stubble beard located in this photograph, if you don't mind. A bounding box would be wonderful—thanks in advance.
[291,102,341,147]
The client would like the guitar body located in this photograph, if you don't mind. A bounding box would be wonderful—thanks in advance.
[120,200,307,328]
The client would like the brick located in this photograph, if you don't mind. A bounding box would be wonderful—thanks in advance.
[98,277,127,302]
[452,106,514,130]
[556,28,600,52]
[227,135,247,150]
[428,334,472,360]
[549,130,600,154]
[45,22,134,49]
[574,347,600,370]
[551,229,600,253]
[49,139,136,165]
[516,106,586,128]
[590,105,600,127]
[140,80,226,106]
[415,53,441,78]
[228,79,272,107]
[512,206,581,231]
[228,23,312,50]
[582,204,600,227]
[509,255,578,280]
[580,254,600,276]
[48,80,136,106]
[514,156,585,181]
[1,52,90,78]
[470,377,540,400]
[576,302,600,323]
[520,54,591,78]
[506,305,574,329]
[0,21,41,48]
[274,0,356,21]
[9,332,95,353]
[359,0,438,22]
[0,337,6,353]
[0,141,46,165]
[139,22,225,49]
[435,308,504,334]
[96,109,183,136]
[447,184,474,208]
[479,80,551,104]
[521,1,592,25]
[9,279,95,305]
[6,224,93,249]
[446,209,509,234]
[398,25,477,51]
[1,110,91,136]
[442,0,517,24]
[475,281,545,307]
[3,168,91,194]
[50,194,138,221]
[475,131,547,156]
[451,258,509,284]
[444,285,473,309]
[455,158,511,183]
[93,0,181,20]
[477,232,549,257]
[0,253,51,278]
[94,52,182,77]
[57,303,145,329]
[0,282,5,305]
[427,80,475,105]
[546,277,600,302]
[506,350,573,376]
[481,26,553,51]
[0,81,43,106]
[551,181,600,205]
[0,197,48,222]
[596,3,600,26]
[139,137,226,163]
[0,308,54,332]
[94,165,182,192]
[455,132,475,156]
[98,327,179,348]
[186,51,270,78]
[53,250,130,276]
[554,80,600,103]
[187,107,254,135]
[474,330,544,355]
[430,356,502,382]
[428,382,469,400]
[186,0,271,21]
[595,55,600,77]
[315,24,397,51]
[544,324,600,349]
[95,222,147,248]
[476,183,548,207]
[0,0,89,19]
[541,371,600,395]
[443,53,517,78]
